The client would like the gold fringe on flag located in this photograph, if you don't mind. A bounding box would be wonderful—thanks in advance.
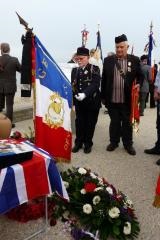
[153,195,160,208]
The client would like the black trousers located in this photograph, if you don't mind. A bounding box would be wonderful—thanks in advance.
[0,92,15,122]
[75,106,100,148]
[149,83,156,108]
[108,103,133,147]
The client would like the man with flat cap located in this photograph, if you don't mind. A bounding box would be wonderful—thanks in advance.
[71,47,101,154]
[101,34,143,155]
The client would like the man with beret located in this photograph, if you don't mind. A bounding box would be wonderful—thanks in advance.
[101,34,143,155]
[71,47,101,154]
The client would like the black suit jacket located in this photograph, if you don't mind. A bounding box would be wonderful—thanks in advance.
[101,54,143,108]
[0,54,21,93]
[71,64,101,110]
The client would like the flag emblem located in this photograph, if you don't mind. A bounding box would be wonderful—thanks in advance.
[44,92,64,128]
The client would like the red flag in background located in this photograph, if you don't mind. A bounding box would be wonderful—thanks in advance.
[153,174,160,208]
[130,80,140,132]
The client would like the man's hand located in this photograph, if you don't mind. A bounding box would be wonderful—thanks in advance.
[75,93,86,101]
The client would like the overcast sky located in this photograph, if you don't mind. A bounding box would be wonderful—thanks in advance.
[1,0,160,63]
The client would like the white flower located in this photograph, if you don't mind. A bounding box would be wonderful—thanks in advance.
[80,188,86,194]
[90,172,97,179]
[98,177,103,185]
[106,187,113,195]
[83,204,92,214]
[78,167,87,175]
[93,195,101,205]
[63,181,69,189]
[94,187,103,192]
[108,207,120,218]
[62,210,70,219]
[123,222,131,235]
[126,199,133,206]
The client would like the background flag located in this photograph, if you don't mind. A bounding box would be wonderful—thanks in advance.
[144,22,156,66]
[34,36,72,162]
[81,24,89,47]
[96,29,103,61]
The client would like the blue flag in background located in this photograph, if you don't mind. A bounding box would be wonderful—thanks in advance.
[147,33,153,66]
[96,30,103,61]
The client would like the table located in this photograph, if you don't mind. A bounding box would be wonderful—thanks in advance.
[0,140,69,239]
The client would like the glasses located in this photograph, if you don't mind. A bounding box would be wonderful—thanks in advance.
[77,57,86,61]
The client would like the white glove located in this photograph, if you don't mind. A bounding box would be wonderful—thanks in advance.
[75,93,86,101]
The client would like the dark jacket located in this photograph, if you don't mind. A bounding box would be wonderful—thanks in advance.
[0,54,21,93]
[101,54,143,108]
[71,64,101,109]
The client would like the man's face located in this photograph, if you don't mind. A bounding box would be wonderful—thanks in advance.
[76,55,89,67]
[115,41,129,58]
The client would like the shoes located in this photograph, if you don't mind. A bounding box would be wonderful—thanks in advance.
[72,145,82,153]
[84,146,92,154]
[125,146,136,155]
[156,159,160,166]
[106,143,118,151]
[144,147,160,155]
[12,123,16,128]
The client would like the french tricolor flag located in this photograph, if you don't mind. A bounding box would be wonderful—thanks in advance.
[0,141,69,214]
[34,36,72,162]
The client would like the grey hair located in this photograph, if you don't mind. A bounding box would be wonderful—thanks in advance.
[1,43,10,54]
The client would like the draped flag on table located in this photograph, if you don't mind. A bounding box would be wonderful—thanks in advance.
[153,174,160,208]
[0,141,69,214]
[33,36,72,162]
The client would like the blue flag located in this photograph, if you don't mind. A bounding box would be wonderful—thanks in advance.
[96,30,103,61]
[34,36,72,162]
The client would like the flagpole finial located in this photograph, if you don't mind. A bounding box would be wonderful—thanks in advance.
[16,12,33,32]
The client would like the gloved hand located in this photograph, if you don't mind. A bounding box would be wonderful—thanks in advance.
[75,93,86,101]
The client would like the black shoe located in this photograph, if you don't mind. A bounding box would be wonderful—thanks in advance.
[84,146,92,154]
[125,146,136,155]
[106,143,118,151]
[144,147,160,155]
[12,123,16,128]
[72,145,82,153]
[156,159,160,166]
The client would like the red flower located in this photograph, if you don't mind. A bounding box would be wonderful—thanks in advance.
[84,182,97,192]
[12,131,22,139]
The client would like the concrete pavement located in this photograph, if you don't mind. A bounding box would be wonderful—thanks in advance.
[0,106,160,240]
